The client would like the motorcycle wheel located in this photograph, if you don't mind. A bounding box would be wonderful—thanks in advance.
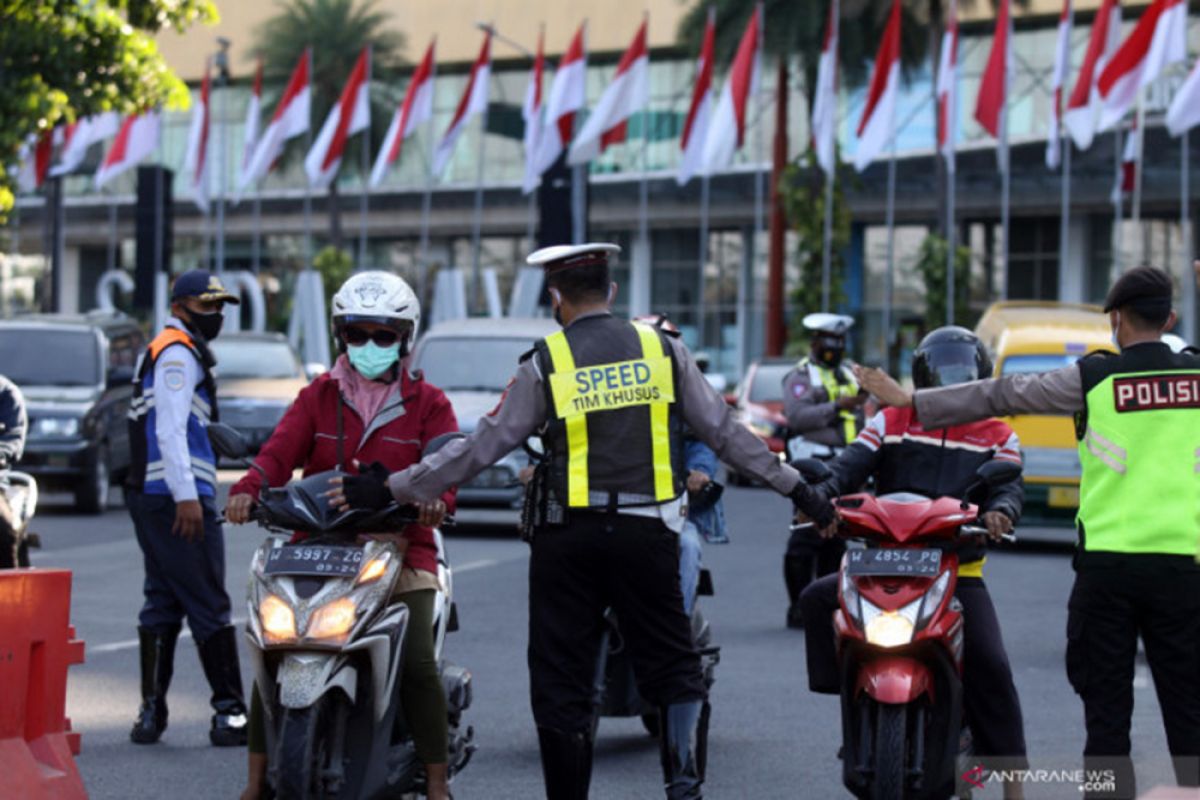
[871,704,907,800]
[276,702,330,800]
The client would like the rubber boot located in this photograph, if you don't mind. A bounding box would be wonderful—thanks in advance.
[783,552,814,629]
[197,625,249,746]
[658,700,709,800]
[130,625,180,744]
[536,726,593,800]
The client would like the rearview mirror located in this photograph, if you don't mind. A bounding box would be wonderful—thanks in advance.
[208,422,250,461]
[976,459,1022,488]
[424,431,466,457]
[792,458,832,484]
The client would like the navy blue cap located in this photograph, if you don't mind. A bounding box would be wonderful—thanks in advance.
[171,270,239,305]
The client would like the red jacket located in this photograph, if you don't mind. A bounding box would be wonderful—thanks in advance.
[230,369,458,576]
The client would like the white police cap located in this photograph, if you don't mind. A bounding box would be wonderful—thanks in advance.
[802,312,854,335]
[527,243,621,272]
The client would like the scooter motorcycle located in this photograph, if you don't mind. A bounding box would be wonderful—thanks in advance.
[208,423,474,800]
[793,459,1020,800]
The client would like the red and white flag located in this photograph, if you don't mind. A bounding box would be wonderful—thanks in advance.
[1167,56,1200,135]
[521,31,546,194]
[432,31,491,178]
[702,6,761,173]
[676,9,715,186]
[1064,0,1121,150]
[306,46,370,189]
[936,0,959,173]
[854,0,901,172]
[16,131,54,193]
[183,60,212,212]
[1046,0,1072,168]
[95,111,161,189]
[1098,0,1187,132]
[50,112,120,177]
[240,57,264,184]
[812,0,840,176]
[568,19,648,165]
[239,50,311,192]
[372,40,435,188]
[531,24,587,178]
[1112,118,1139,202]
[975,0,1013,170]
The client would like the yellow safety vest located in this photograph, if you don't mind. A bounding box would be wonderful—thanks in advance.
[801,358,860,444]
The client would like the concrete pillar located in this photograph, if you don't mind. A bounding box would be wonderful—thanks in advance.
[1058,216,1088,304]
[736,225,755,378]
[628,230,651,318]
[61,247,81,314]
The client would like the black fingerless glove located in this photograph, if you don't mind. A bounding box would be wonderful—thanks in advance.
[790,482,835,529]
[342,461,394,510]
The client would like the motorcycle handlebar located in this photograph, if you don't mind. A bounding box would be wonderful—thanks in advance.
[789,520,1015,544]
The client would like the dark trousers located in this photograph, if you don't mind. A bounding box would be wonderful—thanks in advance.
[1066,559,1200,796]
[129,491,232,644]
[800,572,1027,760]
[784,527,845,605]
[528,513,705,734]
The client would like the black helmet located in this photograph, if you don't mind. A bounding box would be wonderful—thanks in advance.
[911,326,993,390]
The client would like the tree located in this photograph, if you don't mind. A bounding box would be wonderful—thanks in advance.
[0,0,217,220]
[914,233,973,327]
[251,0,404,248]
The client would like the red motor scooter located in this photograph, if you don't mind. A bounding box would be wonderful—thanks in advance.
[793,459,1020,800]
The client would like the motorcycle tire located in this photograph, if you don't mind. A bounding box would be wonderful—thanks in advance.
[276,702,329,800]
[871,704,907,800]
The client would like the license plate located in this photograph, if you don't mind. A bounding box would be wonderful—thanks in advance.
[264,546,364,577]
[1047,486,1080,508]
[845,548,942,577]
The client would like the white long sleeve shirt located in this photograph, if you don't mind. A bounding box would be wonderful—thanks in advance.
[153,321,203,502]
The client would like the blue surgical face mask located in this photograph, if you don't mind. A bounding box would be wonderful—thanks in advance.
[347,342,400,379]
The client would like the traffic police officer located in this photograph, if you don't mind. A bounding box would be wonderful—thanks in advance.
[127,270,248,747]
[330,244,832,800]
[780,313,865,628]
[858,266,1200,798]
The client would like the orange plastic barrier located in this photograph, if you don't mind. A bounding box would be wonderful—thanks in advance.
[0,569,87,799]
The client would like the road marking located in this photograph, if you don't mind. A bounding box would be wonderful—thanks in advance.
[90,617,248,655]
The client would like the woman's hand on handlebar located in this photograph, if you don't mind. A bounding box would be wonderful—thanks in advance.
[793,509,841,539]
[226,493,256,525]
[980,511,1014,541]
[416,499,447,528]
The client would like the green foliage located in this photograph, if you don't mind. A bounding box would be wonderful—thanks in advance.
[313,245,353,310]
[914,233,972,327]
[0,0,217,219]
[780,151,852,354]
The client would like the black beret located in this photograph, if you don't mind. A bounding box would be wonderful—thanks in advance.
[1103,266,1173,314]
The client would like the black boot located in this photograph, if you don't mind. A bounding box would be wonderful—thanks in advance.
[130,625,180,744]
[783,552,814,629]
[197,625,248,747]
[536,726,593,800]
[658,700,709,800]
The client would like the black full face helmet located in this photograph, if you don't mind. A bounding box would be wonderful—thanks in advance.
[910,326,993,390]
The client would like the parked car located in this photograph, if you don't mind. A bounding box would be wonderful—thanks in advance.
[0,312,144,513]
[727,357,793,485]
[208,332,314,453]
[410,317,559,507]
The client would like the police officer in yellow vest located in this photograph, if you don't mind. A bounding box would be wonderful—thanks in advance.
[780,313,866,629]
[328,244,833,800]
[857,266,1200,799]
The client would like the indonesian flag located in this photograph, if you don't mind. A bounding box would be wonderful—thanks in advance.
[50,112,119,177]
[531,24,587,179]
[568,19,648,165]
[1098,0,1187,132]
[701,6,761,173]
[372,39,435,188]
[432,31,491,178]
[239,50,311,192]
[306,46,370,189]
[16,131,53,193]
[936,0,959,173]
[521,31,545,194]
[95,111,160,189]
[676,8,715,186]
[1046,0,1072,169]
[975,0,1012,172]
[812,0,839,176]
[854,0,901,172]
[1167,56,1200,135]
[1064,0,1121,150]
[240,57,264,184]
[183,60,212,212]
[1112,119,1139,202]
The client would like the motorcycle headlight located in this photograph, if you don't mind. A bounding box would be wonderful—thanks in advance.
[917,571,952,629]
[862,598,921,649]
[259,594,297,643]
[306,597,357,642]
[355,553,391,585]
[32,416,80,438]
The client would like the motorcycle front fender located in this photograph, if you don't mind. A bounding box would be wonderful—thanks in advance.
[277,653,357,710]
[855,655,934,705]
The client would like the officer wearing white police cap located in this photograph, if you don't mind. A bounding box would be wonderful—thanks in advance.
[330,242,832,799]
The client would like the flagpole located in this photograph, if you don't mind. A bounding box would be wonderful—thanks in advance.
[946,159,955,325]
[1113,128,1123,280]
[1183,129,1195,344]
[697,172,710,347]
[215,47,228,275]
[745,3,765,376]
[822,165,834,313]
[883,140,896,370]
[1133,91,1145,227]
[359,44,372,270]
[304,46,314,268]
[252,191,262,272]
[469,95,489,314]
[999,97,1009,301]
[1060,131,1071,295]
[417,60,439,308]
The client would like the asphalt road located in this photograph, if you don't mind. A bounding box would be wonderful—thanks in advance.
[26,478,1180,799]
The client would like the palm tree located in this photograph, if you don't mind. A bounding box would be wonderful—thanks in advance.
[252,0,405,248]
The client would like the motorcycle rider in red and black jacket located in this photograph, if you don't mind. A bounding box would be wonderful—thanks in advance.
[799,326,1029,788]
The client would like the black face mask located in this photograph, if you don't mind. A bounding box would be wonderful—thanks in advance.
[190,310,225,341]
[813,336,845,367]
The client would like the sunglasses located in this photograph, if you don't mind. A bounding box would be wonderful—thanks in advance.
[342,327,401,347]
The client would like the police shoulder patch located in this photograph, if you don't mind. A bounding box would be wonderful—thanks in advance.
[162,365,187,391]
[792,382,808,397]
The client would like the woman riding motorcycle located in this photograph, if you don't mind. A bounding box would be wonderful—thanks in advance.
[227,272,458,800]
